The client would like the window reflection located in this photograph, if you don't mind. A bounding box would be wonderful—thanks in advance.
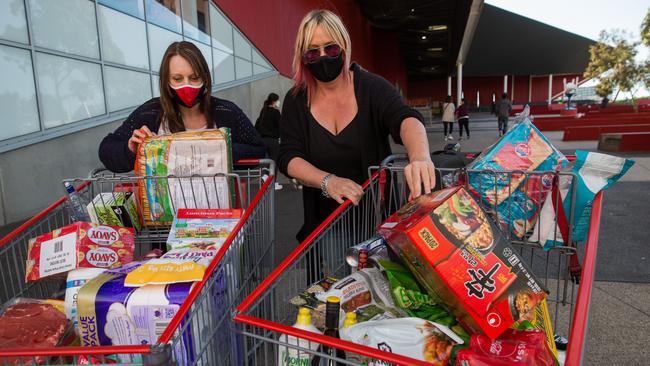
[98,0,145,19]
[145,0,182,34]
[0,45,39,140]
[183,0,210,44]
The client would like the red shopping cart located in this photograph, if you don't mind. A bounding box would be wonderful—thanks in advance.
[234,154,601,366]
[0,159,276,365]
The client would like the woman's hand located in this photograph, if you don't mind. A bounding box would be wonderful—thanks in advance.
[128,126,155,153]
[404,157,436,200]
[326,175,364,205]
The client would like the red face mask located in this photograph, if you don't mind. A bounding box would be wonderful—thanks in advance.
[170,83,205,107]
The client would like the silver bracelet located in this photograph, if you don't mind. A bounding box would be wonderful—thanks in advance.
[320,173,334,198]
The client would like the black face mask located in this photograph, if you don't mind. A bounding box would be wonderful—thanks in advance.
[306,53,344,83]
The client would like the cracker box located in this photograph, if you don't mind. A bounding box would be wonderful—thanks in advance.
[25,222,135,282]
[377,187,547,339]
[166,208,242,251]
[87,192,142,231]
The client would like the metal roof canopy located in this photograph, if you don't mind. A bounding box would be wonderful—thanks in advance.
[463,4,596,76]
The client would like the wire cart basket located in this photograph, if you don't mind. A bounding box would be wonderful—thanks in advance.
[0,159,276,366]
[234,154,602,366]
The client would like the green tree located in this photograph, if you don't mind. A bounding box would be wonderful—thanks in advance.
[584,8,650,108]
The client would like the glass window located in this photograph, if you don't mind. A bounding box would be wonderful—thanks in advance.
[253,63,272,76]
[233,30,251,60]
[213,48,234,84]
[28,0,99,59]
[148,23,182,72]
[104,67,151,112]
[0,45,40,141]
[182,0,210,45]
[35,52,105,128]
[0,0,29,44]
[234,57,251,79]
[209,5,232,53]
[252,49,272,69]
[151,75,160,97]
[98,5,149,69]
[98,0,144,19]
[145,0,181,34]
[186,39,212,79]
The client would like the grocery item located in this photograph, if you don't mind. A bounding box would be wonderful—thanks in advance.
[343,312,357,328]
[455,329,556,366]
[135,129,234,226]
[76,265,193,358]
[311,296,346,366]
[512,298,558,358]
[0,301,69,365]
[345,236,386,268]
[466,119,567,238]
[378,187,548,339]
[167,208,242,250]
[87,192,142,231]
[341,317,463,365]
[124,249,216,286]
[533,150,634,248]
[277,307,323,366]
[64,268,106,333]
[25,222,135,282]
[65,181,91,222]
[289,277,338,330]
[315,268,404,323]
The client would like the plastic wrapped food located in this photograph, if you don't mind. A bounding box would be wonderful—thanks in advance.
[124,249,216,286]
[135,129,234,226]
[289,277,338,330]
[455,329,557,366]
[340,317,463,365]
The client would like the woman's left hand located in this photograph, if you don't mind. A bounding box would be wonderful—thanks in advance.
[404,157,436,200]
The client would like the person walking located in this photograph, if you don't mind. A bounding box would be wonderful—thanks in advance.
[496,92,512,137]
[442,95,455,141]
[456,98,470,140]
[256,92,284,190]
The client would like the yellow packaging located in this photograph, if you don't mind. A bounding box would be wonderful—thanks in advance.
[124,249,216,286]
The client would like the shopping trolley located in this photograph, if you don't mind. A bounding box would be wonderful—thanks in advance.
[0,159,276,365]
[234,154,602,366]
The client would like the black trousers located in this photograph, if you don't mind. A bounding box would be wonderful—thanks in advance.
[443,121,453,135]
[458,117,469,137]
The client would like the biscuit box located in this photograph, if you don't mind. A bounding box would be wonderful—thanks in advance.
[166,208,242,251]
[25,222,135,282]
[377,186,547,339]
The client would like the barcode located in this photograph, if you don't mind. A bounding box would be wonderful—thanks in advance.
[154,321,170,337]
[54,240,63,253]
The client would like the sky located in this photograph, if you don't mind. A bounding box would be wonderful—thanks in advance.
[486,0,649,97]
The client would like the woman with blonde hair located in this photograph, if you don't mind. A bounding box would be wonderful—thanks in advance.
[278,9,436,243]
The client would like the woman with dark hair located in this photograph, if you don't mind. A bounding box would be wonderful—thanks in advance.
[98,41,265,173]
[256,92,283,190]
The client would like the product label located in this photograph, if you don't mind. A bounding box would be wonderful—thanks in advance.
[87,226,119,245]
[86,247,119,268]
[39,231,77,278]
[129,304,179,344]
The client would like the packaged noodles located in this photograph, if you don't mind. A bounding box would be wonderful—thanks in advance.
[135,129,234,226]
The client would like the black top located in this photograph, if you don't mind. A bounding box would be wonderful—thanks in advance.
[98,97,266,173]
[278,63,423,241]
[255,107,281,138]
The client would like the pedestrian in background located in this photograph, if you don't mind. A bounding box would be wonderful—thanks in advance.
[456,98,470,140]
[442,95,455,141]
[256,92,283,190]
[496,92,512,136]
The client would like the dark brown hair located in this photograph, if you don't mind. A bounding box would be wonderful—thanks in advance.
[158,41,213,132]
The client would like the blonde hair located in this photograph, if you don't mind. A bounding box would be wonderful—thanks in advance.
[292,10,352,99]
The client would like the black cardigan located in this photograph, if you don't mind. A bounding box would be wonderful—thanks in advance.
[98,97,266,173]
[278,63,423,241]
[255,107,281,138]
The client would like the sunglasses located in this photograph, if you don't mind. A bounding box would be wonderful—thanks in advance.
[303,43,342,63]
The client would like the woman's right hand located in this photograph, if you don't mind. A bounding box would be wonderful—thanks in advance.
[326,175,364,205]
[128,126,155,153]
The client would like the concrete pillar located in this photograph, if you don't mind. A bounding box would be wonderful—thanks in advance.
[548,74,553,105]
[503,75,508,93]
[528,75,532,102]
[457,63,463,106]
[447,76,452,96]
[477,91,480,107]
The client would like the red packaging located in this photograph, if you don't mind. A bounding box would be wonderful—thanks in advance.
[25,222,135,282]
[456,329,556,365]
[377,187,547,339]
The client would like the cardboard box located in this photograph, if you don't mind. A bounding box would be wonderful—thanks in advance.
[166,208,242,251]
[25,222,135,282]
[378,187,547,339]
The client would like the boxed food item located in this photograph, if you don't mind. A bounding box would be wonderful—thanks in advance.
[124,249,217,286]
[341,317,464,366]
[135,129,234,226]
[87,192,141,231]
[378,187,547,339]
[25,222,135,282]
[167,208,242,251]
[0,299,69,365]
[466,119,567,238]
